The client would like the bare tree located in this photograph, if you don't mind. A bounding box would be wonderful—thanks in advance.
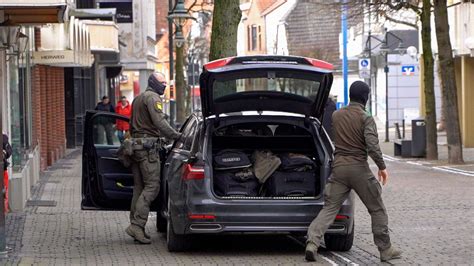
[417,0,438,160]
[322,1,437,159]
[433,0,464,164]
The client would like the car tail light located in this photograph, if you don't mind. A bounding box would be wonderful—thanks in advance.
[183,164,205,180]
[204,57,235,70]
[188,214,216,220]
[304,57,334,70]
[335,215,349,220]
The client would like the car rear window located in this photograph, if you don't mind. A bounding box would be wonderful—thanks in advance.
[212,69,322,101]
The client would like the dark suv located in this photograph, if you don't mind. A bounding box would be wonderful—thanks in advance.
[82,55,355,252]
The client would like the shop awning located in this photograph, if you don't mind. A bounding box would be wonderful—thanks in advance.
[32,17,93,67]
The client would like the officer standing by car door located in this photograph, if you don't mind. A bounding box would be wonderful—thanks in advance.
[125,72,181,244]
[305,81,402,262]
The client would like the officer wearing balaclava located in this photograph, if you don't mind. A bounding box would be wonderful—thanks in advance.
[305,81,402,262]
[125,72,181,244]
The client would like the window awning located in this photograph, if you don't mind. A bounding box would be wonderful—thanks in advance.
[82,20,119,53]
[0,0,70,25]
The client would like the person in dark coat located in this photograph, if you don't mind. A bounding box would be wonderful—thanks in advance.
[95,96,116,145]
[322,95,337,140]
[305,81,401,262]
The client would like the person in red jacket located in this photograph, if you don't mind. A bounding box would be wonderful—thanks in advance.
[3,133,12,213]
[116,96,132,142]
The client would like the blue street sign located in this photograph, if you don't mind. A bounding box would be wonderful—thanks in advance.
[401,65,416,76]
[360,59,369,68]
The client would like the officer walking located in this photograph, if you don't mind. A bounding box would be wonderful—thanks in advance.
[125,72,181,244]
[305,81,401,262]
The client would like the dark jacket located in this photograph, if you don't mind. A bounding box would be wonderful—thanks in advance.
[332,102,386,170]
[130,88,180,140]
[95,102,115,113]
[95,102,115,125]
[3,134,12,170]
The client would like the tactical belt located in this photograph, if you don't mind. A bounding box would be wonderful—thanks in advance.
[131,137,161,151]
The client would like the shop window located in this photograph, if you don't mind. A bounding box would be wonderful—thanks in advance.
[9,27,33,170]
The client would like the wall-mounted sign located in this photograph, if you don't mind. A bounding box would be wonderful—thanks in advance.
[32,50,93,67]
[401,65,416,76]
[33,50,75,65]
[99,1,133,23]
[359,58,371,79]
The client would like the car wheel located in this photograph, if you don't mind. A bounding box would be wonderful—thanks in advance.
[324,221,354,251]
[166,196,192,252]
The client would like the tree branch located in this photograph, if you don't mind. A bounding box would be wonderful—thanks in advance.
[187,0,198,12]
[380,11,419,29]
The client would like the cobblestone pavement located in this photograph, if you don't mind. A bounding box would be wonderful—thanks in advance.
[1,149,474,265]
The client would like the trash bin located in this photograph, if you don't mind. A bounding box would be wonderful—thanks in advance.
[411,118,426,157]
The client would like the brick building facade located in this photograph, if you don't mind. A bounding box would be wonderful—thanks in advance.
[32,66,66,169]
[32,28,66,170]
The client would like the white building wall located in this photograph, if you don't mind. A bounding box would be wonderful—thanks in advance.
[237,2,251,56]
[264,0,297,55]
[375,54,442,126]
[237,16,247,56]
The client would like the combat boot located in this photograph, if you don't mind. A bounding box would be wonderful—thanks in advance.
[380,246,402,262]
[305,242,319,262]
[143,230,151,240]
[126,224,151,244]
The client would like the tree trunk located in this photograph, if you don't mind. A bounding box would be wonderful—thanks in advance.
[433,0,464,164]
[420,0,438,160]
[175,44,186,124]
[436,59,446,132]
[209,0,241,61]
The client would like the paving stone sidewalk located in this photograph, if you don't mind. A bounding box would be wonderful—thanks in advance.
[1,148,474,265]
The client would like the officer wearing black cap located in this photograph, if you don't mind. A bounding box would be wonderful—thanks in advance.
[125,72,181,244]
[305,81,401,262]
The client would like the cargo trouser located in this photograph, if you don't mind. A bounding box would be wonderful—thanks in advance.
[130,149,161,228]
[307,164,391,251]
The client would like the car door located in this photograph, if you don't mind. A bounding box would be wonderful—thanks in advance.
[162,116,199,213]
[82,111,134,210]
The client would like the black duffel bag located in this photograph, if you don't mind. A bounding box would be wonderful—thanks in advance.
[214,169,260,197]
[214,150,259,197]
[214,150,252,170]
[264,171,316,197]
[279,153,317,171]
[264,153,317,197]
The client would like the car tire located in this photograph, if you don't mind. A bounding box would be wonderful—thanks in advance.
[324,222,354,251]
[166,196,192,252]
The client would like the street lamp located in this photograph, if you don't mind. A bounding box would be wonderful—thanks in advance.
[174,26,186,48]
[361,29,406,143]
[168,0,195,124]
[168,0,194,28]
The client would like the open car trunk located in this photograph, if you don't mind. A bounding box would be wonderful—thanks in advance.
[210,120,323,200]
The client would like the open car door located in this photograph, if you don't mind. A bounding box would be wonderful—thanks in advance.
[81,111,133,210]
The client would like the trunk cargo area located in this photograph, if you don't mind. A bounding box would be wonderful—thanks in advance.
[211,121,323,199]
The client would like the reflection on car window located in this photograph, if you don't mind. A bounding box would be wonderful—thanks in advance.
[213,70,321,101]
[92,115,128,147]
[174,119,197,151]
[183,123,198,151]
